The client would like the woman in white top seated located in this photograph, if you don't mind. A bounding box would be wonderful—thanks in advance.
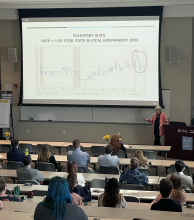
[65,161,85,187]
[98,178,127,208]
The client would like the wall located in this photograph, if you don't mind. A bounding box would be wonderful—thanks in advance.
[0,17,193,143]
[161,17,192,124]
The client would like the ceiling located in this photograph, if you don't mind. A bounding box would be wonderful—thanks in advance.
[1,0,194,9]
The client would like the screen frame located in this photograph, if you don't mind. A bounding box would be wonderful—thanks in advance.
[18,6,164,108]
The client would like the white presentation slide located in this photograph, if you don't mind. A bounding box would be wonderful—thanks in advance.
[22,16,160,106]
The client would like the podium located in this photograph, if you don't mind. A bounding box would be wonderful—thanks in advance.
[164,125,194,160]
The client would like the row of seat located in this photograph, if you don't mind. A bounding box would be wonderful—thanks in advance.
[2,143,159,159]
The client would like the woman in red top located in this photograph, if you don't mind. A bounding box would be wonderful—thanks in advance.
[144,106,167,146]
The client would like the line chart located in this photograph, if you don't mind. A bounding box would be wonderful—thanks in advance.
[35,46,147,89]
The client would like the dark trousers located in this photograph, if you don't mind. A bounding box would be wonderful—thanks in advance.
[154,135,161,145]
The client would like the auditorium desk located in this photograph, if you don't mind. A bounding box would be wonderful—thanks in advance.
[0,140,171,158]
[1,202,193,220]
[2,170,160,186]
[0,153,163,169]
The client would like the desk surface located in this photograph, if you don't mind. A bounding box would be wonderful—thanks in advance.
[0,140,171,152]
[161,160,194,168]
[2,169,159,185]
[1,202,193,220]
[0,140,65,147]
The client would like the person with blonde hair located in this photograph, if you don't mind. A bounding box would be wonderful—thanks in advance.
[37,144,57,170]
[133,150,149,168]
[144,106,167,146]
[152,174,186,205]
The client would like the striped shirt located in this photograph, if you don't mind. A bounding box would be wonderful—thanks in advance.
[119,168,148,185]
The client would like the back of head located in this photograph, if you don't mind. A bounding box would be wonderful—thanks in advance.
[105,145,113,154]
[67,172,77,193]
[110,134,121,153]
[159,179,173,198]
[133,150,145,166]
[0,177,6,194]
[38,144,51,162]
[130,157,140,169]
[72,139,80,149]
[175,160,185,172]
[11,138,19,148]
[102,178,120,207]
[67,161,78,174]
[170,174,183,198]
[23,155,32,166]
[44,176,72,219]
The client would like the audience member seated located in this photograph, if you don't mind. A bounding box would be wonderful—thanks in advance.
[17,155,45,185]
[153,174,186,205]
[67,172,84,205]
[110,134,127,158]
[133,150,149,168]
[34,176,88,220]
[0,177,22,202]
[64,161,85,186]
[37,144,57,170]
[166,160,193,190]
[151,179,182,212]
[98,178,127,208]
[98,144,120,169]
[119,157,148,185]
[7,138,25,163]
[67,139,91,173]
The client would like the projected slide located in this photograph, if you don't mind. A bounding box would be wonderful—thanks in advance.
[22,17,159,106]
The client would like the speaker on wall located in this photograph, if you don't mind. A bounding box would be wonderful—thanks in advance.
[169,47,179,63]
[8,48,18,63]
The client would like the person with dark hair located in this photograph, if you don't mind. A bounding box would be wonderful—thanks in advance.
[64,161,85,186]
[17,155,45,185]
[153,174,186,205]
[98,144,120,168]
[0,177,22,202]
[67,139,90,172]
[98,178,126,208]
[110,134,127,158]
[37,144,57,170]
[151,179,182,212]
[119,157,148,185]
[67,173,84,205]
[34,176,87,220]
[7,138,25,163]
[166,160,193,190]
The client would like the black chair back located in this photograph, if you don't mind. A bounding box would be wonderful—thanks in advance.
[124,195,140,203]
[99,166,119,174]
[33,190,47,196]
[7,161,24,170]
[122,184,145,191]
[91,179,105,188]
[91,146,105,157]
[78,166,87,173]
[138,168,152,176]
[37,162,55,171]
[116,150,125,158]
[142,151,157,160]
[19,144,34,154]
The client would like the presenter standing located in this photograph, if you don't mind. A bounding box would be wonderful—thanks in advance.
[144,106,167,145]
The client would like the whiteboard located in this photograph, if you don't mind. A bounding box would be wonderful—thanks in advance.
[20,89,170,124]
[0,99,10,128]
